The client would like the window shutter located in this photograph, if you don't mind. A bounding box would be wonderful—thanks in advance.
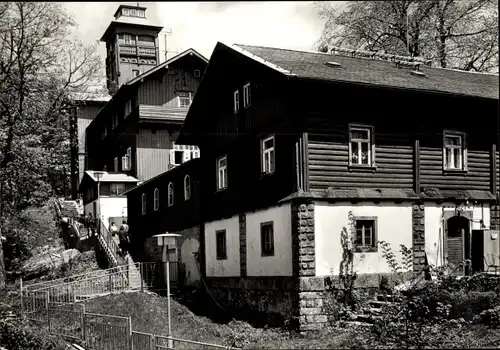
[183,150,191,163]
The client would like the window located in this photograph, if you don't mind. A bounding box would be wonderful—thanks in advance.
[110,183,125,196]
[216,155,228,190]
[132,69,140,78]
[261,136,275,175]
[167,182,174,207]
[122,8,130,16]
[243,83,251,108]
[178,92,192,108]
[260,222,275,256]
[354,217,377,252]
[194,69,201,78]
[184,175,191,200]
[125,100,132,117]
[113,157,118,172]
[443,131,466,171]
[153,188,160,211]
[233,90,240,114]
[216,230,227,260]
[349,125,374,166]
[123,34,135,45]
[174,151,184,164]
[137,9,145,17]
[122,147,132,171]
[141,193,146,215]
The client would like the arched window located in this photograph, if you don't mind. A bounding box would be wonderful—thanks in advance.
[168,182,174,207]
[184,175,191,201]
[154,188,159,211]
[141,193,146,215]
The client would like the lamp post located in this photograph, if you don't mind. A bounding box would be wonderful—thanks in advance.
[93,171,104,222]
[153,233,181,349]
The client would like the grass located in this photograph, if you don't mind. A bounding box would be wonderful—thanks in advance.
[82,291,367,349]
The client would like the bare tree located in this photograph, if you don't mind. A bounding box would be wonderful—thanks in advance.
[0,2,103,288]
[315,0,499,73]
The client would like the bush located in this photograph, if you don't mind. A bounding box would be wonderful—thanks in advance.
[0,319,68,350]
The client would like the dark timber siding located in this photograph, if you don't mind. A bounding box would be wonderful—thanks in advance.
[137,58,204,106]
[302,80,498,194]
[136,128,173,181]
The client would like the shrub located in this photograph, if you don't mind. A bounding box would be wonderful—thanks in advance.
[0,319,68,350]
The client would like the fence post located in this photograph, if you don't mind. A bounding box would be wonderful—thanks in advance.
[82,303,86,342]
[46,291,51,333]
[109,273,112,293]
[20,278,23,317]
[140,263,144,293]
[128,316,133,350]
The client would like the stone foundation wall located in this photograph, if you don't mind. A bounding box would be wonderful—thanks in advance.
[412,203,426,271]
[204,277,297,326]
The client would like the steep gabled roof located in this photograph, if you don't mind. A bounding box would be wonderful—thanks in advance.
[233,44,499,100]
[126,48,208,86]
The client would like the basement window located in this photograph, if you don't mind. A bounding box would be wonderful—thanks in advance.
[216,229,227,260]
[354,217,377,253]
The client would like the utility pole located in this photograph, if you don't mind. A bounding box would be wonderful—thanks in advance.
[163,29,173,62]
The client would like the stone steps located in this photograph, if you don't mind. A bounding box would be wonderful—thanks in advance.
[346,293,401,325]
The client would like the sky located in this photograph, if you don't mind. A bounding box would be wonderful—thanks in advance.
[63,1,331,77]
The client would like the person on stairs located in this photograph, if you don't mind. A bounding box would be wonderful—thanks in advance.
[118,220,130,257]
[110,222,119,237]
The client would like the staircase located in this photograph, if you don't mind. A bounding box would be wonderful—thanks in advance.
[46,197,148,300]
[345,294,401,326]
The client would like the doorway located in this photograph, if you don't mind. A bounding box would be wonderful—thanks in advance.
[446,215,471,275]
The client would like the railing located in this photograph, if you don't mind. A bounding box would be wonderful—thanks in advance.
[22,291,238,350]
[138,47,156,56]
[119,45,137,55]
[97,218,124,266]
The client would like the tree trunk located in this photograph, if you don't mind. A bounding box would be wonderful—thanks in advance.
[0,179,5,289]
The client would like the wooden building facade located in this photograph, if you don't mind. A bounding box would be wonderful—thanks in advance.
[177,42,500,331]
[84,49,207,184]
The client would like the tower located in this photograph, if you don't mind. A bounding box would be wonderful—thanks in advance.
[100,4,163,95]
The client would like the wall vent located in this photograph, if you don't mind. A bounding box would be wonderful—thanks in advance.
[325,61,342,68]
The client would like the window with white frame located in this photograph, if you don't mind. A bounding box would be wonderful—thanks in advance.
[154,188,159,211]
[178,92,192,108]
[184,175,191,200]
[349,125,374,166]
[233,90,240,114]
[261,136,275,174]
[443,131,466,170]
[216,155,227,190]
[113,157,118,172]
[122,147,132,171]
[354,217,377,252]
[141,193,146,215]
[167,182,174,207]
[243,83,251,108]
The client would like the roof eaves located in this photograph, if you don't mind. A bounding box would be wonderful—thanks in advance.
[295,75,498,101]
[126,48,208,86]
[229,43,297,77]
